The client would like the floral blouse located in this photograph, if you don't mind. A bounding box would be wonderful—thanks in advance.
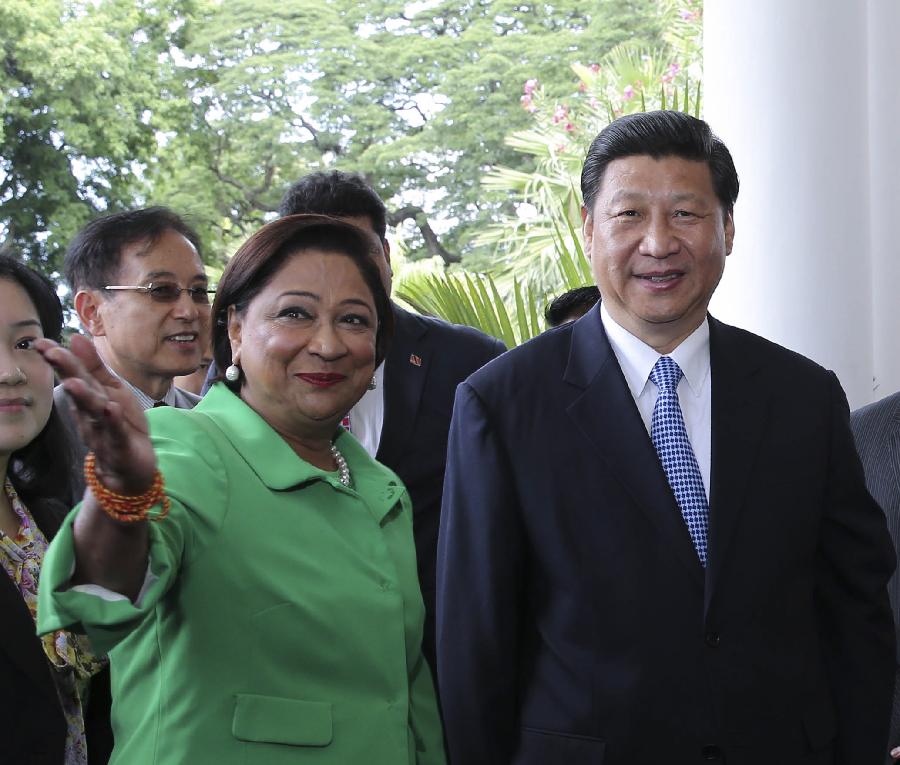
[0,479,106,764]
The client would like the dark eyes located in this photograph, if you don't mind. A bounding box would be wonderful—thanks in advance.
[341,314,371,328]
[276,306,313,320]
[275,307,371,328]
[15,337,37,351]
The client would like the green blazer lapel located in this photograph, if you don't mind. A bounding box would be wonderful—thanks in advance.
[190,384,328,491]
[335,430,407,525]
[191,385,406,524]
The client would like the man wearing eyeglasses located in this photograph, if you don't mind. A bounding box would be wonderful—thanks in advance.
[55,207,211,480]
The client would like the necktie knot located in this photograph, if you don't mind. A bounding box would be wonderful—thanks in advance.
[650,356,683,392]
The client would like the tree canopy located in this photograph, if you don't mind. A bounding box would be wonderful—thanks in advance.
[2,0,665,271]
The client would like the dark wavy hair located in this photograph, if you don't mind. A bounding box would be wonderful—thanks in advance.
[0,256,74,508]
[581,110,739,217]
[211,215,394,390]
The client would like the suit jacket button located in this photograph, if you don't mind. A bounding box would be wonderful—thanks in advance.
[701,744,723,760]
[704,631,720,647]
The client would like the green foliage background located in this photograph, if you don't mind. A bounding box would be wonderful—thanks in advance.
[1,0,667,273]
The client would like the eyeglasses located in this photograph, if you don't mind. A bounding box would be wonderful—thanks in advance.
[104,283,216,305]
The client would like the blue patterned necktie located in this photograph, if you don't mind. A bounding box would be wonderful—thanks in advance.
[649,356,709,566]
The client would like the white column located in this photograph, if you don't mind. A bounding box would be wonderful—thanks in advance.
[703,0,899,409]
[867,0,900,403]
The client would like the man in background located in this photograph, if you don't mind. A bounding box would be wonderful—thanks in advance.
[58,207,210,482]
[544,285,600,328]
[852,391,900,763]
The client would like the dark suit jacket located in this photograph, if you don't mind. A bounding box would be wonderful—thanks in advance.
[851,392,900,761]
[378,305,505,679]
[437,305,895,765]
[202,302,505,680]
[0,497,112,764]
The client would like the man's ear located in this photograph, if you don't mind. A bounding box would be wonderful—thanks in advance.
[74,290,106,337]
[724,212,735,256]
[581,206,594,258]
[226,304,242,365]
[381,238,391,265]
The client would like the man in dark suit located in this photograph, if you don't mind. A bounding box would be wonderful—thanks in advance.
[852,392,900,763]
[436,111,895,764]
[204,172,505,680]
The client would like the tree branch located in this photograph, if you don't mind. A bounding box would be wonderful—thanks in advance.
[387,205,459,264]
[208,163,279,213]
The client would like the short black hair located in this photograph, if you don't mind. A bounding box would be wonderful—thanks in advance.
[581,111,739,216]
[544,285,600,328]
[0,256,74,508]
[211,214,394,390]
[63,206,201,291]
[279,171,388,240]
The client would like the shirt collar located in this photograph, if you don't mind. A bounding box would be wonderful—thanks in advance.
[105,365,175,410]
[600,302,710,398]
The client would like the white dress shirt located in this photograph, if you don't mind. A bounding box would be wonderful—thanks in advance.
[600,303,712,501]
[345,362,385,458]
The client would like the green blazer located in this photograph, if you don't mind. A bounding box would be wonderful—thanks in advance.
[38,384,446,765]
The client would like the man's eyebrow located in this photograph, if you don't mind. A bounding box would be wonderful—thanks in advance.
[142,270,208,283]
[670,192,701,203]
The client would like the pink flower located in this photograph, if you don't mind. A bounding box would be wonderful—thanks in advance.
[669,63,681,75]
[623,85,635,100]
[588,97,599,109]
[552,104,569,124]
[520,94,536,112]
[578,81,587,92]
[590,63,601,73]
[564,122,575,133]
[523,78,539,95]
[555,143,567,153]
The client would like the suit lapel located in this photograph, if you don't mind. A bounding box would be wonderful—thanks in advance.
[377,305,430,466]
[704,318,769,611]
[564,306,705,588]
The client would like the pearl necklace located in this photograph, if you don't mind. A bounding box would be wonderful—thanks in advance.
[330,443,352,487]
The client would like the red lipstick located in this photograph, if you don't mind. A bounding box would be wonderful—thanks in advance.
[296,373,347,388]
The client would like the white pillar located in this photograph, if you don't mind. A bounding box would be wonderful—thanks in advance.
[704,0,899,409]
[867,0,900,403]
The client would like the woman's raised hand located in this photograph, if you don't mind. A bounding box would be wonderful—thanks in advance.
[36,335,157,496]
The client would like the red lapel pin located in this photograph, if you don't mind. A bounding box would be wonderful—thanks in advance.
[409,354,422,367]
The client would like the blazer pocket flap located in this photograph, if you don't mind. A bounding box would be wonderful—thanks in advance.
[232,694,333,747]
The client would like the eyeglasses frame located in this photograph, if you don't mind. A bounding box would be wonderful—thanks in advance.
[103,282,216,305]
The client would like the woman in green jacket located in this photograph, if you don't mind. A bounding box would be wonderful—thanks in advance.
[36,215,445,764]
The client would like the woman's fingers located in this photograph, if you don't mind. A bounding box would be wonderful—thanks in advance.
[35,335,121,393]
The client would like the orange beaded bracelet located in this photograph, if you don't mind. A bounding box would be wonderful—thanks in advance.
[83,452,170,523]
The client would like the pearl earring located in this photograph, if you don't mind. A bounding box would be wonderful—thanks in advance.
[225,363,241,382]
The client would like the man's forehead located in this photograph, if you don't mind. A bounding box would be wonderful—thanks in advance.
[115,231,204,281]
[596,155,717,201]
